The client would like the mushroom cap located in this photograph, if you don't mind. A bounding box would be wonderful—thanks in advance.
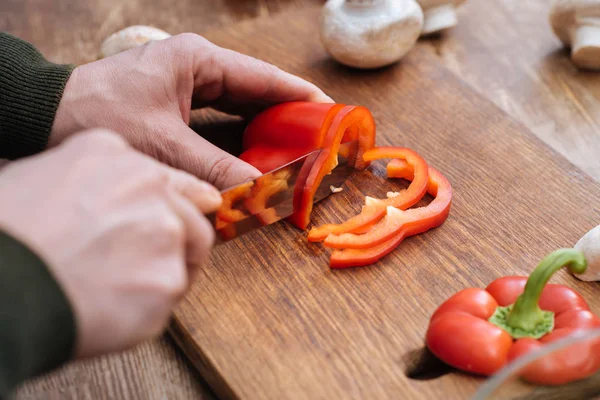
[101,25,171,58]
[320,0,424,69]
[573,224,600,282]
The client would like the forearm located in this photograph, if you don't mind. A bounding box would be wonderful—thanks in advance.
[0,33,74,159]
[0,230,75,398]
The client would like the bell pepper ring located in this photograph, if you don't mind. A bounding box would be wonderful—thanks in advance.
[324,161,452,251]
[426,249,600,385]
[328,161,452,268]
[239,102,376,230]
[307,147,429,242]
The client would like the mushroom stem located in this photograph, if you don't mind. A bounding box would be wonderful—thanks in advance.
[422,4,457,35]
[571,22,600,70]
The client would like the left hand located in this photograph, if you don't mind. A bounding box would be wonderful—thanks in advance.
[50,33,333,189]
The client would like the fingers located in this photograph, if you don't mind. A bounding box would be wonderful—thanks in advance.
[170,33,333,117]
[196,47,334,116]
[165,190,215,269]
[159,166,219,288]
[169,123,261,189]
[163,166,223,214]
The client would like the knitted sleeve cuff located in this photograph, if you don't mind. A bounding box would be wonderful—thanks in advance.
[0,32,75,159]
[0,229,76,397]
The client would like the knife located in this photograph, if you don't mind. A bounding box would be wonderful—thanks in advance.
[207,140,359,244]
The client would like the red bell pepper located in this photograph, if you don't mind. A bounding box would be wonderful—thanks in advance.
[307,147,429,242]
[324,160,452,251]
[216,181,254,223]
[426,249,600,385]
[239,102,376,230]
[244,168,291,225]
[328,160,452,268]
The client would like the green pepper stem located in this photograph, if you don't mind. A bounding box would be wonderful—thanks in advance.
[508,249,587,331]
[489,249,587,339]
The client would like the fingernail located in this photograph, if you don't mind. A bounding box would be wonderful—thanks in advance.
[311,92,335,103]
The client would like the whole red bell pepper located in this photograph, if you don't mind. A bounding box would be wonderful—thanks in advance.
[328,159,452,268]
[426,249,600,385]
[307,147,429,242]
[239,102,376,230]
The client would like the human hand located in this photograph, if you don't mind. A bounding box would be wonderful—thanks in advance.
[0,129,220,358]
[51,33,333,189]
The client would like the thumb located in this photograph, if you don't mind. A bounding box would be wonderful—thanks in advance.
[171,122,261,190]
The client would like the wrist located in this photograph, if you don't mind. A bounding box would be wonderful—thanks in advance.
[0,33,75,159]
[49,66,83,146]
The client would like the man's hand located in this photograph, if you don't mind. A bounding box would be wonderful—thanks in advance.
[50,33,333,189]
[0,129,220,358]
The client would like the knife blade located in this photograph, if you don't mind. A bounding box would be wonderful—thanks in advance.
[207,140,359,244]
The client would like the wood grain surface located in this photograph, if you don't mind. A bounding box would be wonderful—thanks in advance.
[0,0,319,65]
[169,7,600,400]
[419,0,600,181]
[14,336,216,400]
[2,0,600,398]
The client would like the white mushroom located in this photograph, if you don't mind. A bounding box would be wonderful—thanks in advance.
[319,0,424,69]
[550,0,600,70]
[572,224,600,281]
[416,0,467,36]
[100,25,171,58]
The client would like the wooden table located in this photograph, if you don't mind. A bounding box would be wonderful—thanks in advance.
[2,1,599,399]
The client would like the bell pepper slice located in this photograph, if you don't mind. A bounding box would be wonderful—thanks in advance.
[328,162,451,268]
[288,105,376,229]
[245,168,291,225]
[426,249,600,385]
[240,102,376,230]
[324,161,452,250]
[307,147,429,242]
[216,181,254,223]
[215,220,237,241]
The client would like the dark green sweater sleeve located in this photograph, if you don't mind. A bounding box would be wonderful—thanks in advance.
[0,230,75,399]
[0,32,75,159]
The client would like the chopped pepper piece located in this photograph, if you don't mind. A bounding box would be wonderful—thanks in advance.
[240,102,376,230]
[328,161,451,268]
[308,147,429,242]
[216,181,254,224]
[245,168,291,225]
[324,161,452,250]
[426,249,600,385]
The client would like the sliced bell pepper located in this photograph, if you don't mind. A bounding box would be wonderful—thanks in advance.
[324,161,452,250]
[216,181,254,223]
[307,147,429,242]
[328,161,451,268]
[215,220,237,241]
[245,168,291,225]
[426,249,600,385]
[240,102,376,230]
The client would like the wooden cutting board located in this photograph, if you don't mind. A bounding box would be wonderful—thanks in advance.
[170,6,600,400]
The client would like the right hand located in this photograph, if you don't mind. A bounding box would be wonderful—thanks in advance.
[0,129,221,358]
